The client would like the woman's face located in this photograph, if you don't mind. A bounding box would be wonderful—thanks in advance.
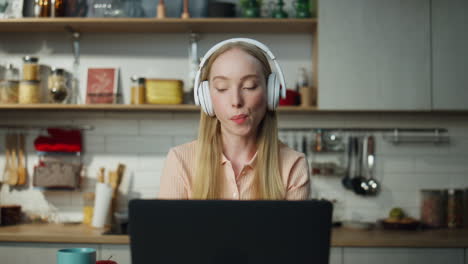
[209,48,268,139]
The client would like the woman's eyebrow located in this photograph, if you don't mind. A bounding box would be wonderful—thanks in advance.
[212,76,229,81]
[211,74,258,81]
[240,74,259,81]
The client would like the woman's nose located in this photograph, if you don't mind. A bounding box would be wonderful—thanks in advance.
[230,89,244,108]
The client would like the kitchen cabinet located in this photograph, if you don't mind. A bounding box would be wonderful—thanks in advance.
[431,0,468,110]
[342,248,464,264]
[0,242,101,264]
[101,244,131,264]
[318,0,431,110]
[330,247,343,264]
[466,248,468,264]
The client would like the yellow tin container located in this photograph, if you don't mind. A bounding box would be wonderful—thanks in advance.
[145,79,183,104]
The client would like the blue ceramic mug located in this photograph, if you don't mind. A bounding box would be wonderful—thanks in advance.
[57,248,97,264]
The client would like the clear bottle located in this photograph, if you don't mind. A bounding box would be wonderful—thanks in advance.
[47,68,69,103]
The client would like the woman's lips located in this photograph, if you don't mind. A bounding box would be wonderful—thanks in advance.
[231,114,248,125]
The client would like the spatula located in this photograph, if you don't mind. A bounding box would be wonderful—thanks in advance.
[17,133,28,186]
[7,133,18,186]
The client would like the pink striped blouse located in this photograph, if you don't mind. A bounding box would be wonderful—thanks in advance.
[158,141,310,200]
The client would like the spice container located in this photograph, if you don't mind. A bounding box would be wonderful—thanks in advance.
[48,68,68,103]
[464,188,468,228]
[420,189,447,228]
[130,76,145,104]
[447,189,464,228]
[19,80,41,104]
[82,192,95,225]
[146,79,183,104]
[0,81,19,103]
[23,56,40,81]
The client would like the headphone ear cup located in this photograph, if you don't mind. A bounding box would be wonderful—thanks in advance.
[199,81,214,116]
[267,73,279,110]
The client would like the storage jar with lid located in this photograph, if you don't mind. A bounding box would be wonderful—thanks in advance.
[420,189,447,228]
[447,188,464,228]
[130,76,145,104]
[19,80,41,104]
[23,56,40,81]
[48,68,69,103]
[0,64,20,104]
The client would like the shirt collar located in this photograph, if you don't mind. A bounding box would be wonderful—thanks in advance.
[221,151,258,168]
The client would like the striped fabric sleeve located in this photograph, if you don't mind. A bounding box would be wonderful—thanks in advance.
[285,154,311,200]
[158,148,189,199]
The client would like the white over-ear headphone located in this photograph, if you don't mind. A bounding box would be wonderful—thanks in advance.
[193,38,287,117]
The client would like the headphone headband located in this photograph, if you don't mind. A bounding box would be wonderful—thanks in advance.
[194,38,286,106]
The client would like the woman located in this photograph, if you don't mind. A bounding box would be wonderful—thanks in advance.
[159,38,310,200]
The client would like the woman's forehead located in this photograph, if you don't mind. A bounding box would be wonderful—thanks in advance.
[210,48,263,78]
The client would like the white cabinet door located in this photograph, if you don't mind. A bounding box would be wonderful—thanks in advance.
[432,0,468,110]
[101,244,131,264]
[330,247,343,264]
[318,0,431,110]
[466,248,468,264]
[0,242,100,264]
[343,248,464,264]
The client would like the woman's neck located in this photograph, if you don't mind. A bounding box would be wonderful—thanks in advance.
[221,132,257,175]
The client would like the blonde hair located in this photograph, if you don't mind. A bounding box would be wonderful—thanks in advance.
[192,42,285,200]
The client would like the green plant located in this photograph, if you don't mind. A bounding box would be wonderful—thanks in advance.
[239,0,262,9]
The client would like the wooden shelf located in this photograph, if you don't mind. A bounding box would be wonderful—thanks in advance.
[1,104,467,114]
[0,104,318,112]
[0,18,317,33]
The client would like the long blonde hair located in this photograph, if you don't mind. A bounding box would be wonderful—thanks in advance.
[192,42,285,200]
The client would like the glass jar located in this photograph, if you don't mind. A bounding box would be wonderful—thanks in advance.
[82,192,95,226]
[464,188,468,228]
[48,68,69,103]
[39,0,51,17]
[0,81,19,104]
[447,189,464,228]
[23,56,40,81]
[19,80,41,104]
[0,64,20,104]
[420,189,447,228]
[130,76,145,104]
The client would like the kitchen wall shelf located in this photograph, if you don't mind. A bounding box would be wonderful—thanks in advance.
[0,18,317,33]
[1,104,468,114]
[0,104,318,112]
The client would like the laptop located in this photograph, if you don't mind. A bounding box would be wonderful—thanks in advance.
[129,199,333,264]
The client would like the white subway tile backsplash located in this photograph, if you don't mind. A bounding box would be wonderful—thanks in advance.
[75,119,139,136]
[84,135,106,153]
[139,119,198,136]
[131,171,160,190]
[1,112,467,223]
[415,156,468,173]
[43,191,72,207]
[136,154,166,172]
[380,155,416,174]
[105,135,172,154]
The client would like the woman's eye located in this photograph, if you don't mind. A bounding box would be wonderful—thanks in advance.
[243,86,257,90]
[215,88,227,92]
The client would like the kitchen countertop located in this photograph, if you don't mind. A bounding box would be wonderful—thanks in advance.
[0,223,467,248]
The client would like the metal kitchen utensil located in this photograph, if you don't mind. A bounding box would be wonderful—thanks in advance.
[341,136,354,190]
[352,136,369,195]
[323,130,343,151]
[365,135,380,196]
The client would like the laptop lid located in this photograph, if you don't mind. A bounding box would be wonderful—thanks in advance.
[129,199,333,264]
